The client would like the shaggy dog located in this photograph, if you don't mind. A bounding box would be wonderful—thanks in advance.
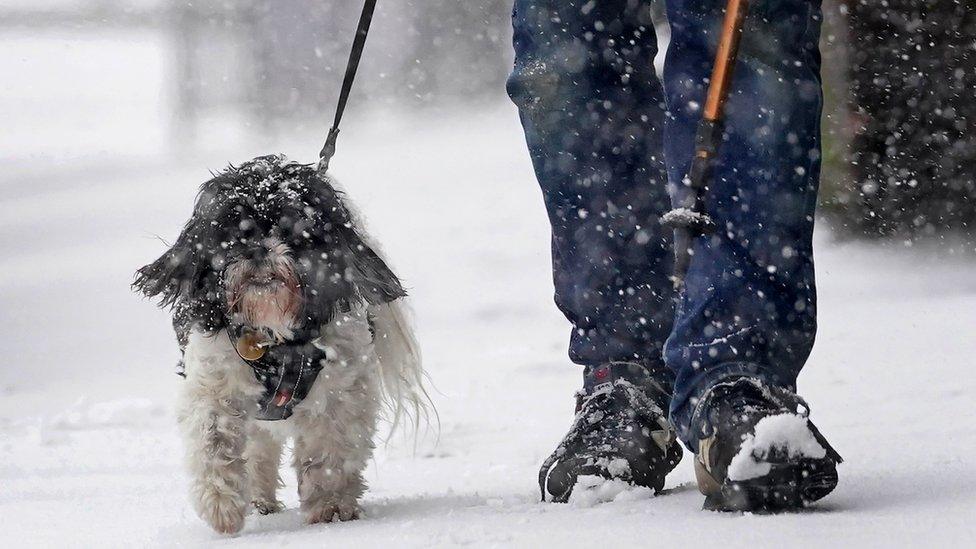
[134,155,428,534]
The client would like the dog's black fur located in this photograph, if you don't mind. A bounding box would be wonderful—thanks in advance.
[133,154,405,349]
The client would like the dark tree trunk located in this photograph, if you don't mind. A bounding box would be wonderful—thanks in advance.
[843,0,976,237]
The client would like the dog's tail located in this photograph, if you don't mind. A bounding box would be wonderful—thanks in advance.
[371,299,435,436]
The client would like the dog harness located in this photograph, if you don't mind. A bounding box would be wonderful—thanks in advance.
[227,325,326,421]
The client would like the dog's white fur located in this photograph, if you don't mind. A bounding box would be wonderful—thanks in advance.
[177,299,424,534]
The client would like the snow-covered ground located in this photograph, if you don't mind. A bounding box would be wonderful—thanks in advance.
[2,31,976,549]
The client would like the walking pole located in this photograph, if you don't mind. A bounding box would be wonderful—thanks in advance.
[663,0,750,289]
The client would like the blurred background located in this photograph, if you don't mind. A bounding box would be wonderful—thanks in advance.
[1,0,514,170]
[3,0,973,238]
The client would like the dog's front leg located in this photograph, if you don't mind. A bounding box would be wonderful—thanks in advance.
[293,380,377,524]
[178,338,253,535]
[245,426,284,515]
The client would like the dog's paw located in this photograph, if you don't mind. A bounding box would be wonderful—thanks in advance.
[251,499,285,515]
[195,492,247,535]
[306,501,361,524]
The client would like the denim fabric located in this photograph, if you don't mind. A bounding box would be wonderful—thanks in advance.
[507,0,824,449]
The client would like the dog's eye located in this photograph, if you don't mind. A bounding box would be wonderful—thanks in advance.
[291,219,316,239]
[210,254,227,270]
[239,219,263,238]
[235,218,271,243]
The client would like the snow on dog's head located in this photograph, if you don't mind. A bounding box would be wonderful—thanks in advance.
[133,154,406,336]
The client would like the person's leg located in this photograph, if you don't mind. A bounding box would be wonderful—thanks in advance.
[507,0,674,380]
[662,0,841,510]
[661,0,824,447]
[507,0,682,501]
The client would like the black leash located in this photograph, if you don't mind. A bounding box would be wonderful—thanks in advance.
[317,0,378,173]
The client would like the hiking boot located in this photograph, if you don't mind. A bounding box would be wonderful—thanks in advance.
[539,362,683,502]
[692,377,843,512]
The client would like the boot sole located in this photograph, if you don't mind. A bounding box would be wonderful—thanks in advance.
[545,460,667,503]
[696,456,839,513]
[545,446,681,503]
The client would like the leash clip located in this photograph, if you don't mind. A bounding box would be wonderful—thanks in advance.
[317,127,341,173]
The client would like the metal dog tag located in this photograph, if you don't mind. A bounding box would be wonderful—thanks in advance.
[236,331,269,361]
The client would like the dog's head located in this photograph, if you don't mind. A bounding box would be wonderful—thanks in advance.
[134,154,405,338]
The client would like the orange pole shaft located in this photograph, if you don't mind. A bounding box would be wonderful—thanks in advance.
[702,0,750,122]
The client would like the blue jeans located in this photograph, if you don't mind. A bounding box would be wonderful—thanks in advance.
[508,0,823,450]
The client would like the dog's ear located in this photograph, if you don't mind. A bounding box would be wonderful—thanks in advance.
[302,173,407,310]
[340,232,408,306]
[297,227,407,323]
[134,168,244,309]
[133,176,231,310]
[133,216,210,308]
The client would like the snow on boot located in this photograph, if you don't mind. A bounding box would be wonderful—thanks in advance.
[692,378,843,512]
[539,362,682,503]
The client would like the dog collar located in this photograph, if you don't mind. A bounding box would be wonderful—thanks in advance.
[227,325,326,421]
